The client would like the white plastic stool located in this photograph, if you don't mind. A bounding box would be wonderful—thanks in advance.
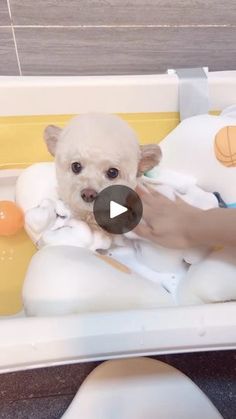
[62,357,223,419]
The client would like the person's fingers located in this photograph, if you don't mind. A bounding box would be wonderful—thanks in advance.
[135,184,151,200]
[134,223,156,241]
[136,184,168,208]
[136,182,150,194]
[136,188,165,231]
[175,194,194,209]
[141,203,158,226]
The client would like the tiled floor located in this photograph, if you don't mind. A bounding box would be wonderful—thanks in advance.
[0,351,235,418]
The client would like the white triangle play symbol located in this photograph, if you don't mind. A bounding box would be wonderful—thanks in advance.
[110,200,128,219]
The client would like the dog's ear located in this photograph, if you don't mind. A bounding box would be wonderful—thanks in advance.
[44,125,62,156]
[138,144,162,175]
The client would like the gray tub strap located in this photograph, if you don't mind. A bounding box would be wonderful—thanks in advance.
[168,67,209,120]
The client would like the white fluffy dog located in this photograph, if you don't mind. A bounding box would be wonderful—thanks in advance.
[44,113,161,229]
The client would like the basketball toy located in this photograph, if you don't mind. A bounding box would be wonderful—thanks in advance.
[214,126,236,167]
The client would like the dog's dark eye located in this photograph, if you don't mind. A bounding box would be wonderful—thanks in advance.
[71,162,82,174]
[106,168,119,179]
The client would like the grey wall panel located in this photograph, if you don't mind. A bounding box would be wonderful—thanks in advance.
[9,0,236,26]
[15,27,236,75]
[0,28,19,75]
[0,0,10,25]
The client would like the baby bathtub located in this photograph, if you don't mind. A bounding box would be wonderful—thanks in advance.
[0,71,236,373]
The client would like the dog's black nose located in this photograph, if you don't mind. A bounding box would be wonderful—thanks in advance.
[81,188,98,203]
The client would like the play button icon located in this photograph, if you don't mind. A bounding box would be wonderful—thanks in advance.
[110,201,128,219]
[94,185,143,234]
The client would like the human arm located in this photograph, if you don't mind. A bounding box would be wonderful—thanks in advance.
[135,186,236,249]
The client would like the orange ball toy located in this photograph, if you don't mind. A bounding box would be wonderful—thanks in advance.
[0,201,24,236]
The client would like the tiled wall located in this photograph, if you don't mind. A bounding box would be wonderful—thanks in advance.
[0,0,236,76]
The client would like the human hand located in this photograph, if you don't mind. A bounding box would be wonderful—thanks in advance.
[134,185,202,249]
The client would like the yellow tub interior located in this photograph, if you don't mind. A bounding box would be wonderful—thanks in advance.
[0,111,213,314]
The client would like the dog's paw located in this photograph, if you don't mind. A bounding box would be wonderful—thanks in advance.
[55,199,71,219]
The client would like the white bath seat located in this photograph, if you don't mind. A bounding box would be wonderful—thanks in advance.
[62,357,222,419]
